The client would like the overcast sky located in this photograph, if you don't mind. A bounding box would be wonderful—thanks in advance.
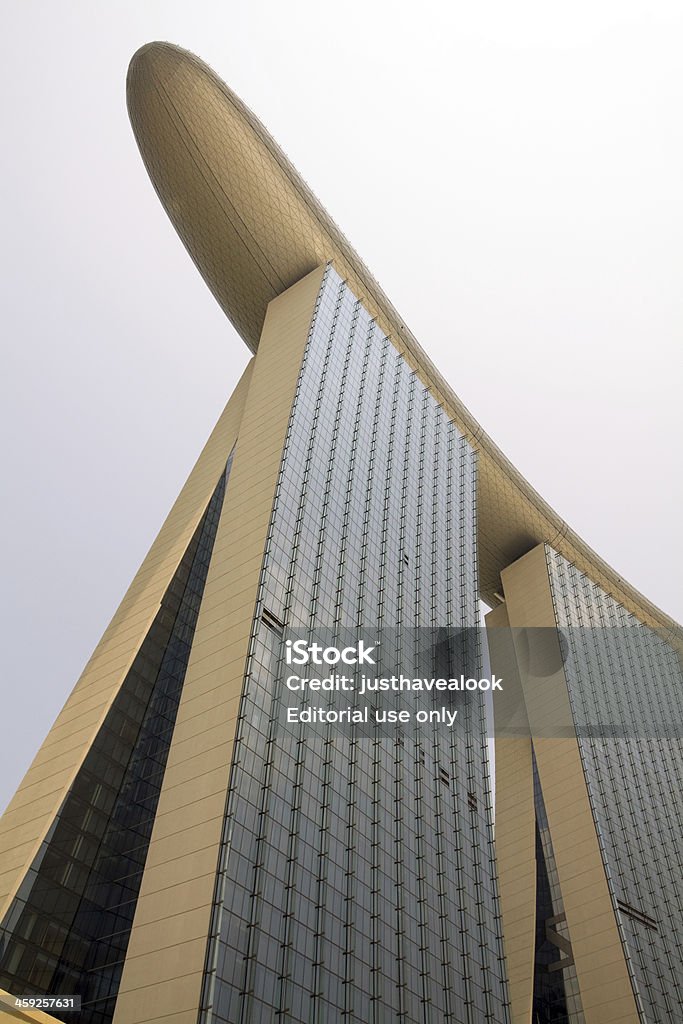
[1,1,681,814]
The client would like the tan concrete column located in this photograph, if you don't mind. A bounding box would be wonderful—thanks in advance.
[486,602,536,1024]
[497,544,640,1024]
[112,265,326,1024]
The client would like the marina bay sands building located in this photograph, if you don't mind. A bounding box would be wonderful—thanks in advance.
[1,42,682,1024]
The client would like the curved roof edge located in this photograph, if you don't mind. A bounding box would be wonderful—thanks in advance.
[126,41,681,644]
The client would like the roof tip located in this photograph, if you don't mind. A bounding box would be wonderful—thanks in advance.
[127,41,190,83]
[128,40,163,67]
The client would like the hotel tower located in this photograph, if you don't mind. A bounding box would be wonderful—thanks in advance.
[1,42,681,1024]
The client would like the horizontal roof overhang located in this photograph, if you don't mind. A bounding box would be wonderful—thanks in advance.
[127,41,680,643]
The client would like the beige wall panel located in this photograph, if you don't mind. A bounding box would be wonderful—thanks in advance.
[113,265,326,1024]
[134,824,221,871]
[159,733,232,782]
[113,1014,190,1024]
[167,702,240,748]
[0,362,254,921]
[189,610,256,647]
[123,905,211,958]
[117,937,209,990]
[166,684,240,727]
[122,874,216,928]
[150,769,229,812]
[146,794,227,846]
[113,974,201,1024]
[501,544,641,1024]
[169,631,252,682]
[133,847,220,898]
[572,920,637,953]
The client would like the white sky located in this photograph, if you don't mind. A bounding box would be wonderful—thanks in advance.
[1,1,682,814]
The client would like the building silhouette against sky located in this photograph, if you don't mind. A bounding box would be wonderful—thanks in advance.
[0,42,681,1024]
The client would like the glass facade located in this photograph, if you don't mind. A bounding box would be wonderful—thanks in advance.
[543,546,683,1023]
[199,269,510,1024]
[0,459,231,1024]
